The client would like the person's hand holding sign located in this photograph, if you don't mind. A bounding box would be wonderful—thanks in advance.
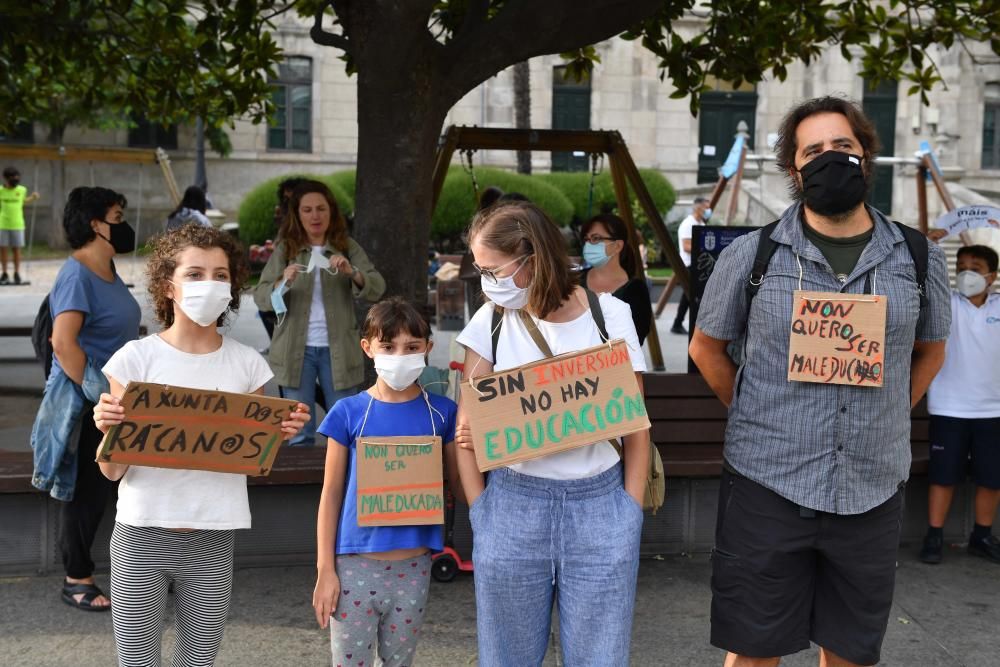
[455,421,474,451]
[313,566,340,629]
[94,392,124,434]
[280,402,311,441]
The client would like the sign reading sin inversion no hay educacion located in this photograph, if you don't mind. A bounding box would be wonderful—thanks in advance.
[460,339,650,472]
[356,436,444,527]
[96,382,297,475]
[787,291,887,387]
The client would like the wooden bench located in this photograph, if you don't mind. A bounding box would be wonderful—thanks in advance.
[643,373,931,477]
[0,446,328,494]
[1,374,932,495]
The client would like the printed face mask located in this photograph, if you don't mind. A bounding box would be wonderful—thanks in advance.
[582,242,612,268]
[480,257,530,310]
[374,353,426,391]
[172,280,232,327]
[956,270,989,298]
[798,151,867,217]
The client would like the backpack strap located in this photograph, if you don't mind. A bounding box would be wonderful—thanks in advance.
[584,288,610,342]
[893,220,929,310]
[746,220,781,309]
[491,304,503,363]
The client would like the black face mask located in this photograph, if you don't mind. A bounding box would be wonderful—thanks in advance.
[798,151,868,217]
[97,221,136,254]
[8,178,20,187]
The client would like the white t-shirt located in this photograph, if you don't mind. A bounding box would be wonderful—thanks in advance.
[306,246,329,347]
[456,292,647,480]
[676,214,703,266]
[927,291,1000,418]
[102,334,275,529]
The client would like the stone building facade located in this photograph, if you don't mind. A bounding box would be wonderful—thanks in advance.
[3,13,999,235]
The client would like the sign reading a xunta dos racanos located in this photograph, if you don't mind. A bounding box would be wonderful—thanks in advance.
[96,382,297,475]
[460,339,650,472]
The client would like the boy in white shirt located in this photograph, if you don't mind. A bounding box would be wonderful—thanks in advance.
[920,245,1000,565]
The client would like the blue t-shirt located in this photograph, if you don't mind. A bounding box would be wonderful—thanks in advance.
[318,390,458,555]
[49,257,141,375]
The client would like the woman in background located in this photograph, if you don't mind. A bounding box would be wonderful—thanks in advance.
[253,180,385,445]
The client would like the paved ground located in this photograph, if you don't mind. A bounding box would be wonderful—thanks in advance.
[1,551,998,666]
[3,259,999,664]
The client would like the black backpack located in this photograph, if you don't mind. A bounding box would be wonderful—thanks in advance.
[31,294,54,379]
[746,219,929,312]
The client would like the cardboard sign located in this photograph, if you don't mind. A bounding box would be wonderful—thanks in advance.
[96,382,297,475]
[932,205,1000,238]
[356,436,443,527]
[787,291,887,387]
[460,339,650,472]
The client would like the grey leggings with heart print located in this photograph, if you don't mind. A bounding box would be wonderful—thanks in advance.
[329,553,432,667]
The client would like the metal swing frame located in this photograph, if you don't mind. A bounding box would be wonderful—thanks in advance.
[430,125,689,371]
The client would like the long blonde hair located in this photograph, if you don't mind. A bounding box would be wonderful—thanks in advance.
[468,202,576,318]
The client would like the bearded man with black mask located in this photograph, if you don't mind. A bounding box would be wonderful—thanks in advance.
[688,97,952,667]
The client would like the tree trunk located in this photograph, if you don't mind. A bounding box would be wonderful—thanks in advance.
[513,61,531,174]
[45,125,67,248]
[352,68,450,313]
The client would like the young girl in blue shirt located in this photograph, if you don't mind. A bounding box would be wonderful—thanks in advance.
[313,297,458,667]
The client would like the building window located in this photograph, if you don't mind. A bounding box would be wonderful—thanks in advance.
[551,66,592,172]
[128,116,178,149]
[0,122,34,144]
[269,57,313,152]
[983,83,1000,169]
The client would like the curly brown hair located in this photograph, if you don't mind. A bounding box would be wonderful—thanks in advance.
[281,180,349,260]
[146,223,250,328]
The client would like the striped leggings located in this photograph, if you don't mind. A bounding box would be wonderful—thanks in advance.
[110,522,235,667]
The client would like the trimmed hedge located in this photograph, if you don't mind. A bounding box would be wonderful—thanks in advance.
[431,166,574,241]
[237,166,676,249]
[237,174,354,247]
[537,168,676,227]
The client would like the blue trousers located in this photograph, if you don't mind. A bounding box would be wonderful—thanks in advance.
[281,345,357,446]
[471,462,643,667]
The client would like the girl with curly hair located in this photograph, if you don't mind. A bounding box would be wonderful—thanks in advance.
[92,223,310,666]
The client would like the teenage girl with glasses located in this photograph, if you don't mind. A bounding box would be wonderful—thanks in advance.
[454,202,650,666]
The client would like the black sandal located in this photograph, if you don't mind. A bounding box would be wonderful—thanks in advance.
[61,582,111,612]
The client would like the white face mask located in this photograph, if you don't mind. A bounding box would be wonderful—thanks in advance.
[291,246,337,276]
[171,280,232,327]
[480,257,530,310]
[374,353,426,391]
[956,270,989,298]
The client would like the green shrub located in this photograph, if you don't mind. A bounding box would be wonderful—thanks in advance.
[537,168,675,229]
[237,174,354,246]
[329,169,357,205]
[431,167,574,242]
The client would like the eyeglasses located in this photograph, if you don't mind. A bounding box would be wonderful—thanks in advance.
[473,254,530,284]
[582,235,615,244]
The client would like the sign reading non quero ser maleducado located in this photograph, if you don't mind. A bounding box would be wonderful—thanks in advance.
[460,339,650,472]
[787,291,887,387]
[356,436,444,527]
[96,381,297,475]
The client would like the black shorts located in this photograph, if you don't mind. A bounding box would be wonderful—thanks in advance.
[928,415,1000,489]
[710,467,903,666]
